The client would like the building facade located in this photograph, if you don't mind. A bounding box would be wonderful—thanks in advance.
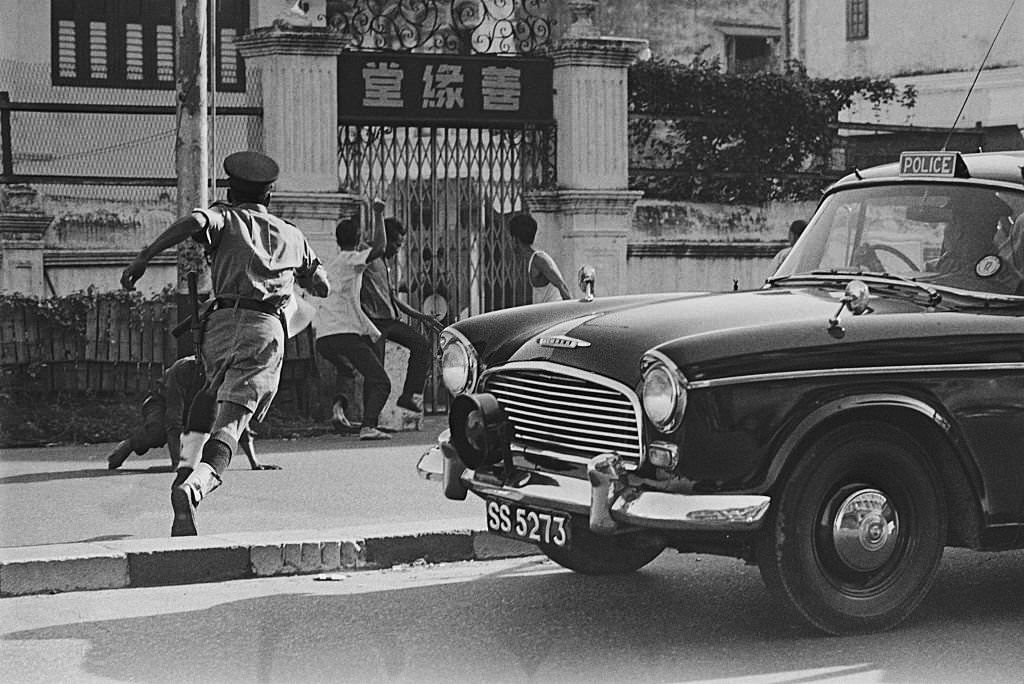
[594,0,785,72]
[786,0,1024,132]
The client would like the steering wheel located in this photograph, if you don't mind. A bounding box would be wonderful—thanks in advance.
[854,243,920,272]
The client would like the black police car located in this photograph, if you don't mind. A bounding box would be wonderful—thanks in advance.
[418,150,1024,635]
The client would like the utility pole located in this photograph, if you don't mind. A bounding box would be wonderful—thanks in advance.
[175,0,209,354]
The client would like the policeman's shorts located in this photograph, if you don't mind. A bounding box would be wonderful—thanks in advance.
[201,308,285,421]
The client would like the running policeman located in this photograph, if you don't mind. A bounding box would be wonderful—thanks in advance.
[121,151,330,536]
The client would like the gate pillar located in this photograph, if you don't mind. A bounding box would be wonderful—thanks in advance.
[526,6,646,297]
[236,29,357,260]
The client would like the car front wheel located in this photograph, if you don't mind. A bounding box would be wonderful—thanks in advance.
[757,422,947,635]
[540,524,665,575]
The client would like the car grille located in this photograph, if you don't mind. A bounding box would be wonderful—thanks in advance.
[481,365,642,465]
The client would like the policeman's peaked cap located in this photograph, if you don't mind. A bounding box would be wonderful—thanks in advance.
[224,151,279,189]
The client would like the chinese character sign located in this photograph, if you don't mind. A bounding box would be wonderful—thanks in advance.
[339,54,552,124]
[362,62,404,108]
[422,64,465,110]
[481,66,521,111]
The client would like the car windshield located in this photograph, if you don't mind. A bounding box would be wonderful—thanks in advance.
[774,182,1024,297]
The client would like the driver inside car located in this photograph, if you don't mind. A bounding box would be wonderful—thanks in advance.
[993,212,1024,291]
[930,200,1021,294]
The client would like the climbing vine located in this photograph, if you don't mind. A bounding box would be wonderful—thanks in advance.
[629,57,917,202]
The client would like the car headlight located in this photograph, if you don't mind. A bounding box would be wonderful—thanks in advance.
[440,329,478,396]
[641,352,687,433]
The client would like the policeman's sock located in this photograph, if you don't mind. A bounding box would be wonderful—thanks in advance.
[200,437,235,476]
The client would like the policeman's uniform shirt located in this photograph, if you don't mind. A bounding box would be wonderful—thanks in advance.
[361,255,397,320]
[314,247,381,342]
[191,201,321,306]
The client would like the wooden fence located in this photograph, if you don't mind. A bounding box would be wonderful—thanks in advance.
[0,297,319,405]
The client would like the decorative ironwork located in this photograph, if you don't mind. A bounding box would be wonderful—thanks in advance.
[338,121,555,409]
[325,0,555,54]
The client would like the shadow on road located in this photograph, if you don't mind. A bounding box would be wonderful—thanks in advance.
[4,550,1023,683]
[0,466,170,485]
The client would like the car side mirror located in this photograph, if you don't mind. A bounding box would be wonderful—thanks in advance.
[578,265,596,302]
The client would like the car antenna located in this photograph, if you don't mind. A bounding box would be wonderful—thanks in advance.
[940,0,1017,151]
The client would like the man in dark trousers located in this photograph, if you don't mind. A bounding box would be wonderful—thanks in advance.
[121,150,330,536]
[106,355,272,472]
[358,217,442,414]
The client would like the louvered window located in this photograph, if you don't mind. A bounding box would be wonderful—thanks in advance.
[50,0,248,91]
[219,27,241,87]
[155,25,175,82]
[88,21,108,78]
[125,22,144,81]
[56,19,77,78]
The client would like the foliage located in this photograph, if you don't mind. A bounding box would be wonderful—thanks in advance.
[0,286,177,336]
[0,287,330,446]
[628,57,917,203]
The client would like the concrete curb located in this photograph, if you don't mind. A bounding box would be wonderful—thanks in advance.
[0,519,538,597]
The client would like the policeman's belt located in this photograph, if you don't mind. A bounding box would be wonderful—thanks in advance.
[211,296,292,338]
[211,296,284,316]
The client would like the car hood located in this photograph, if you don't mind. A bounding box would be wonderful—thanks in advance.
[453,286,1021,388]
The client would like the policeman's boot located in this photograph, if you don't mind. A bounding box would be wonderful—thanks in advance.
[107,440,133,470]
[170,462,221,537]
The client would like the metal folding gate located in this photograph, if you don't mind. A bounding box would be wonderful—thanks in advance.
[338,122,555,409]
[328,0,558,411]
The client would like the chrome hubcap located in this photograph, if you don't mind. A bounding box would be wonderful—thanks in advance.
[831,488,899,572]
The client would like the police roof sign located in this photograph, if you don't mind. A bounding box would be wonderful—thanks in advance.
[338,53,553,125]
[899,151,968,177]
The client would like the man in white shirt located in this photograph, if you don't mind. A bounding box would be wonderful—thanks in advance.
[313,198,393,441]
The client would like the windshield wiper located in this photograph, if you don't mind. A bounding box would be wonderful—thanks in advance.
[868,273,943,306]
[768,268,871,283]
[769,270,943,306]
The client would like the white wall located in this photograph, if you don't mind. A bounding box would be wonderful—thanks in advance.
[797,0,1022,79]
[791,0,1024,131]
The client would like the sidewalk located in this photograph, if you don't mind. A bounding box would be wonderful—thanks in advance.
[0,416,535,597]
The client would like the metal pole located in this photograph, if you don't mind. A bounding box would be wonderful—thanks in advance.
[209,0,218,202]
[175,0,210,355]
[0,92,13,177]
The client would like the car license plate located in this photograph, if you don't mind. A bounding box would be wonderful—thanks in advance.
[485,499,571,548]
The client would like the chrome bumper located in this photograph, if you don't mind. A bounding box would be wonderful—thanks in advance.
[417,434,770,534]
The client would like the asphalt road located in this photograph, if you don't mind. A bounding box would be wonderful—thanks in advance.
[2,548,1023,683]
[0,415,486,548]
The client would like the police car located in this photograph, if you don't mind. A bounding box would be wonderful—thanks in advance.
[419,150,1024,635]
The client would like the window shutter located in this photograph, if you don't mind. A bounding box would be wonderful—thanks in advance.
[56,19,77,78]
[125,22,144,81]
[87,20,109,79]
[155,24,175,84]
[50,0,243,90]
[216,0,249,92]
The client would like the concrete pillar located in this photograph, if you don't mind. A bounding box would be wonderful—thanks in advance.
[0,186,50,296]
[0,214,49,296]
[236,28,359,260]
[526,3,646,298]
[236,29,344,193]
